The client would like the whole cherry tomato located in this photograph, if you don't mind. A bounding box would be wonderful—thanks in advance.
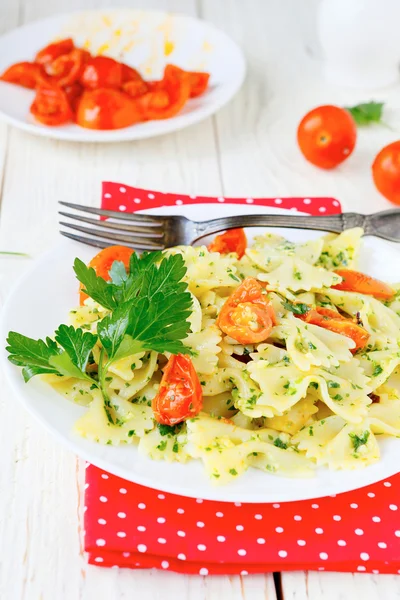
[217,277,277,344]
[79,245,134,304]
[152,354,203,426]
[297,105,357,169]
[372,141,400,205]
[0,62,46,89]
[80,56,123,89]
[35,38,74,65]
[208,228,247,258]
[30,84,72,126]
[76,88,142,130]
[333,269,394,300]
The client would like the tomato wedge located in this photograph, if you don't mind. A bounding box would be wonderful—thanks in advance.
[122,79,149,98]
[0,62,46,89]
[152,354,203,426]
[45,49,90,87]
[217,277,277,344]
[121,64,143,83]
[208,228,247,259]
[35,38,75,65]
[63,82,84,112]
[30,84,72,126]
[136,65,191,120]
[333,269,395,300]
[80,56,123,89]
[79,245,134,305]
[76,88,142,130]
[162,64,210,97]
[297,306,370,351]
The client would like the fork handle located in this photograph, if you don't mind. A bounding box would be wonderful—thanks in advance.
[194,212,366,239]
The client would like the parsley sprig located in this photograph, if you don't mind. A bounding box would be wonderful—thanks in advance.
[6,252,193,423]
[345,101,385,127]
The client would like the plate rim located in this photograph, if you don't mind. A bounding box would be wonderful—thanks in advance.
[0,8,246,143]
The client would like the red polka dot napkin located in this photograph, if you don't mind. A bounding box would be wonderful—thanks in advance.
[83,183,400,575]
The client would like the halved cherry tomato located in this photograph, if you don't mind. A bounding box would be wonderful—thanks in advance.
[372,141,400,205]
[80,56,123,89]
[121,64,143,83]
[0,62,46,89]
[297,105,357,169]
[217,277,277,344]
[35,38,74,65]
[44,48,90,87]
[152,354,203,426]
[136,65,191,120]
[163,64,209,97]
[333,269,395,300]
[122,79,149,98]
[76,88,142,130]
[30,84,72,126]
[208,228,247,259]
[64,82,84,112]
[79,245,134,305]
[297,307,369,351]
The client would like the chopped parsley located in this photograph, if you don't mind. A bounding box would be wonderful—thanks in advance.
[273,438,288,450]
[349,430,370,452]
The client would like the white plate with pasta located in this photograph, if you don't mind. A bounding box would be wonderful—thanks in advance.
[2,203,400,503]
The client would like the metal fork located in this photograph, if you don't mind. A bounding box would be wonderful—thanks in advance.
[59,201,400,250]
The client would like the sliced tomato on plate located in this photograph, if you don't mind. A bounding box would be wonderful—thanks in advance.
[35,38,75,65]
[136,65,191,120]
[162,64,209,97]
[121,63,144,83]
[30,84,73,126]
[80,56,123,90]
[63,82,84,112]
[333,269,395,300]
[152,354,203,426]
[122,79,150,98]
[45,48,90,87]
[79,245,134,305]
[76,88,142,130]
[0,61,46,89]
[217,277,277,344]
[208,228,247,258]
[297,306,370,351]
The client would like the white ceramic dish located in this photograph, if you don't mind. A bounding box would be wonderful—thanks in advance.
[2,202,400,503]
[0,9,245,142]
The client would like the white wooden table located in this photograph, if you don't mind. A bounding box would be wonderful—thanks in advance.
[1,1,400,598]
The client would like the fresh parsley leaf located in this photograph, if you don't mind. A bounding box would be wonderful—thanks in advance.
[273,438,288,450]
[157,422,183,436]
[6,332,61,382]
[73,258,117,310]
[109,260,129,286]
[345,101,384,126]
[282,299,310,315]
[54,325,97,373]
[349,430,370,452]
[97,303,131,360]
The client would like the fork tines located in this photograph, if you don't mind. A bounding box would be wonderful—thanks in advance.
[58,201,166,250]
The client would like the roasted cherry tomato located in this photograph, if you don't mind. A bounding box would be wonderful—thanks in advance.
[162,64,209,97]
[80,56,123,89]
[122,79,149,98]
[297,105,357,169]
[217,277,277,344]
[297,307,369,351]
[45,48,90,87]
[79,245,134,305]
[121,63,143,83]
[152,354,203,426]
[0,62,46,89]
[30,84,72,126]
[136,65,191,120]
[35,38,75,65]
[333,269,395,300]
[208,228,247,259]
[76,88,142,130]
[372,141,400,205]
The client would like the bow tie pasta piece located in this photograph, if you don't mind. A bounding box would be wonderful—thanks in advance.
[384,284,400,317]
[183,324,222,375]
[235,254,265,280]
[167,246,240,296]
[247,360,371,422]
[187,292,202,334]
[203,391,237,418]
[108,351,159,397]
[368,385,400,436]
[74,392,154,445]
[250,342,289,364]
[139,424,190,463]
[50,377,98,406]
[293,416,379,469]
[257,257,342,293]
[196,368,233,396]
[270,313,355,371]
[264,396,319,435]
[106,351,147,381]
[358,350,400,391]
[186,414,314,482]
[249,235,324,267]
[323,289,400,349]
[316,228,363,270]
[69,300,108,331]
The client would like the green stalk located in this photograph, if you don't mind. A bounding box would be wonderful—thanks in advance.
[98,347,115,424]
